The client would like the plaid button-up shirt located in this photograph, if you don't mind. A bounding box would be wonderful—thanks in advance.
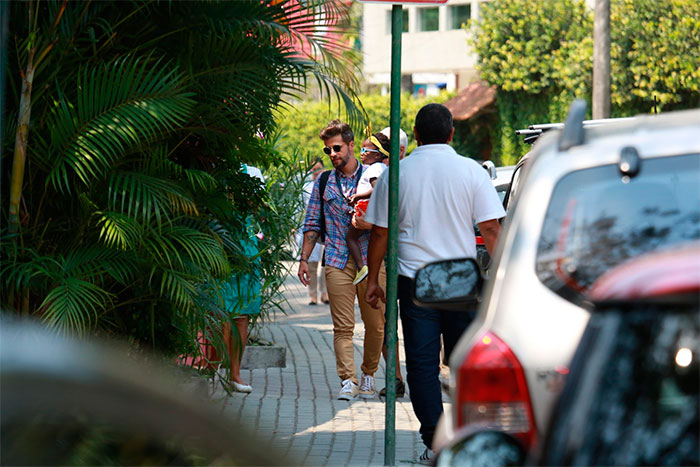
[303,164,369,270]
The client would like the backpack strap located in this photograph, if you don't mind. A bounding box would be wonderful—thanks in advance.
[318,170,331,243]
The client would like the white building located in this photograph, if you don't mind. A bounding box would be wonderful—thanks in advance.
[361,0,488,96]
[361,0,596,96]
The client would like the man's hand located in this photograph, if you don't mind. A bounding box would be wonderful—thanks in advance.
[366,225,389,309]
[352,209,373,230]
[298,231,319,286]
[365,280,386,309]
[298,260,310,286]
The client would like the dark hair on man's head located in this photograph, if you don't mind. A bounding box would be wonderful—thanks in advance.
[320,119,354,143]
[414,103,453,144]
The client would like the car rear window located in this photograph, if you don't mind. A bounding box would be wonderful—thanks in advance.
[535,153,700,301]
[542,305,699,466]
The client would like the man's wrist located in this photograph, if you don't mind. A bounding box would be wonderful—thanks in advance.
[300,258,308,263]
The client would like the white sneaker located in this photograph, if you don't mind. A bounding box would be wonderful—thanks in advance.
[359,373,375,399]
[338,378,359,400]
[418,447,435,465]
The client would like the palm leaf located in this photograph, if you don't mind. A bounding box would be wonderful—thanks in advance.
[45,53,195,193]
[96,211,144,250]
[140,146,219,193]
[61,245,139,285]
[154,268,196,311]
[142,223,229,277]
[0,245,62,295]
[40,277,113,335]
[107,171,199,226]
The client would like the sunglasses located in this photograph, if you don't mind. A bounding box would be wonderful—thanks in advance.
[323,144,345,155]
[360,147,380,155]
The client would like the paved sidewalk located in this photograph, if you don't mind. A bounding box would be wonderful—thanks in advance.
[211,262,429,466]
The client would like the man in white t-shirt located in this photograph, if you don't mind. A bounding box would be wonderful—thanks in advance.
[363,103,505,464]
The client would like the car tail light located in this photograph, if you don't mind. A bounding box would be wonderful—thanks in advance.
[456,332,537,450]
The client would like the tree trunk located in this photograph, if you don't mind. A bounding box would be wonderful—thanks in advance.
[593,0,611,119]
[8,46,35,234]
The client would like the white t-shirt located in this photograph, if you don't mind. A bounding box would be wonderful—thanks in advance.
[357,162,387,195]
[364,144,505,278]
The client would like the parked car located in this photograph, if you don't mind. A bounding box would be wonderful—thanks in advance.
[476,162,516,271]
[426,101,700,464]
[419,244,700,467]
[539,242,700,466]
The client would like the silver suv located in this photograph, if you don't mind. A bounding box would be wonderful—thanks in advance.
[429,101,700,462]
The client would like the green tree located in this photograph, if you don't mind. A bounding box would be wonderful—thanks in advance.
[470,0,700,164]
[1,0,361,361]
[469,0,592,165]
[611,0,700,113]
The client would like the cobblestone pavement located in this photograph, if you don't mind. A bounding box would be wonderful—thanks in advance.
[209,262,440,466]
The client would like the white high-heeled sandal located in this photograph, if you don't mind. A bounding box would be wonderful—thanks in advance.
[233,381,252,393]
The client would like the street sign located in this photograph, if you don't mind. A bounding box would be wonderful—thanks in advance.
[358,0,449,4]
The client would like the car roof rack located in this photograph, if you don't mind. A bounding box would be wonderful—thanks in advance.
[516,101,636,146]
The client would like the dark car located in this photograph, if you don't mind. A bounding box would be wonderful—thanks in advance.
[415,245,700,467]
[538,242,700,466]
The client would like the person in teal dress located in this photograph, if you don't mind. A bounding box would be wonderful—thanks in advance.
[220,164,264,393]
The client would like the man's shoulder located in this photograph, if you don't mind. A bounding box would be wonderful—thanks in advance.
[318,169,333,186]
[404,146,472,167]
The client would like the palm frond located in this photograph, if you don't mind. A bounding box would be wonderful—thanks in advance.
[40,277,113,335]
[62,244,139,285]
[96,211,143,250]
[45,53,195,193]
[295,58,367,128]
[142,223,229,277]
[0,245,62,295]
[154,268,196,311]
[107,171,199,226]
[144,146,220,193]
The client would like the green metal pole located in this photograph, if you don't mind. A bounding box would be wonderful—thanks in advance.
[384,4,402,466]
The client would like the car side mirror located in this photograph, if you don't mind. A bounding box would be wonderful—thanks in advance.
[413,258,483,311]
[482,160,497,180]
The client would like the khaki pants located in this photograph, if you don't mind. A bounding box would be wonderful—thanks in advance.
[325,261,386,385]
[307,261,327,301]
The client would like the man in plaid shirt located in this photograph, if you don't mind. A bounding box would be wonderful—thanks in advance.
[298,120,386,401]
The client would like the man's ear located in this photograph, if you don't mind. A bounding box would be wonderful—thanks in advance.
[348,140,355,153]
[413,127,421,146]
[447,127,455,143]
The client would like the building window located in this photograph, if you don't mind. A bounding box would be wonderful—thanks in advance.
[418,7,439,32]
[385,9,409,34]
[449,4,471,30]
